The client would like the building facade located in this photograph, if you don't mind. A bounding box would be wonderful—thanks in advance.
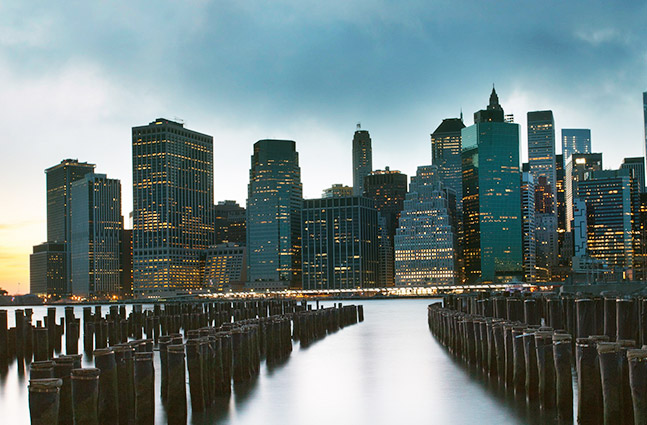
[394,165,457,285]
[521,172,536,283]
[562,129,591,161]
[247,139,303,289]
[29,242,66,297]
[214,200,246,245]
[302,196,379,289]
[352,126,372,196]
[43,159,96,294]
[132,118,215,298]
[462,89,523,284]
[323,184,353,198]
[621,157,646,194]
[203,243,247,291]
[431,118,465,210]
[565,153,603,232]
[527,110,557,215]
[70,173,122,297]
[578,169,637,278]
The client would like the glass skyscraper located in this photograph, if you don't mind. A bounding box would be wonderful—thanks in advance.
[43,159,96,294]
[562,129,591,161]
[246,139,302,289]
[352,125,372,196]
[565,153,603,232]
[70,173,122,297]
[394,165,457,285]
[621,157,646,193]
[521,172,536,283]
[132,118,215,298]
[301,196,379,289]
[431,118,465,211]
[578,169,637,277]
[528,110,557,215]
[462,89,522,284]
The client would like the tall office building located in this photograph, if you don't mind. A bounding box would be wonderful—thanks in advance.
[43,159,96,294]
[302,196,379,289]
[364,167,407,286]
[562,129,591,160]
[364,167,408,244]
[323,184,353,198]
[70,173,122,297]
[431,118,465,210]
[643,92,646,174]
[462,88,523,284]
[247,139,303,289]
[120,229,133,298]
[214,200,246,245]
[565,153,603,232]
[29,242,66,297]
[394,165,457,285]
[132,118,215,298]
[521,172,536,283]
[621,157,646,193]
[352,125,372,196]
[528,110,557,215]
[578,169,638,277]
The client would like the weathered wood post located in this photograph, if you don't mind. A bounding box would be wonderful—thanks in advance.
[53,356,75,425]
[167,344,188,425]
[134,351,154,425]
[94,348,119,425]
[30,360,55,379]
[597,342,621,425]
[71,368,101,425]
[628,348,647,425]
[553,333,573,422]
[576,337,603,424]
[113,345,135,425]
[29,378,63,425]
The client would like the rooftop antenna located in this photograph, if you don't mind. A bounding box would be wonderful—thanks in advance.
[174,116,185,125]
[356,122,361,130]
[460,107,463,122]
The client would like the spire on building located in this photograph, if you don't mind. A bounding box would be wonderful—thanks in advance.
[488,86,502,111]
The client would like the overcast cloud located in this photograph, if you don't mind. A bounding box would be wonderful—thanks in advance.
[0,0,645,292]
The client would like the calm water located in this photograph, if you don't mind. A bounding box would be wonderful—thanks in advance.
[0,299,576,424]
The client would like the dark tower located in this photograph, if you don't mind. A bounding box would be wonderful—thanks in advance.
[352,124,373,196]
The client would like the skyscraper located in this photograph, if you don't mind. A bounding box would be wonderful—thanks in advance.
[364,167,407,286]
[462,88,523,284]
[247,139,303,289]
[394,165,457,285]
[203,243,247,291]
[132,118,215,298]
[301,196,379,289]
[44,159,96,293]
[352,125,372,196]
[29,242,66,297]
[578,169,637,278]
[70,173,122,297]
[562,129,591,161]
[528,110,557,215]
[431,118,465,210]
[521,172,536,283]
[565,153,603,232]
[214,200,246,245]
[621,157,646,193]
[643,92,646,174]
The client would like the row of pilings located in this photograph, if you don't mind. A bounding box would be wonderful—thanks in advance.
[428,292,647,425]
[24,300,363,425]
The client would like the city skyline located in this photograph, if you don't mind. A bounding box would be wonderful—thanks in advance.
[1,1,646,293]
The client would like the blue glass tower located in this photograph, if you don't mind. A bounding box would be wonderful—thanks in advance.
[462,88,523,284]
[246,139,303,289]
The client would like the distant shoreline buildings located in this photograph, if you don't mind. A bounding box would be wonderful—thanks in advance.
[28,89,647,298]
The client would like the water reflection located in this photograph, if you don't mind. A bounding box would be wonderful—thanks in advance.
[0,299,580,424]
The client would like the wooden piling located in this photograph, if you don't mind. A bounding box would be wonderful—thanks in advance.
[53,356,75,425]
[113,345,135,425]
[94,348,119,425]
[166,344,187,425]
[134,351,154,425]
[71,368,101,425]
[597,342,621,425]
[29,378,63,425]
[553,333,573,422]
[576,337,603,424]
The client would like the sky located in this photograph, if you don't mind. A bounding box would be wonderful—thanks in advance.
[0,0,645,294]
